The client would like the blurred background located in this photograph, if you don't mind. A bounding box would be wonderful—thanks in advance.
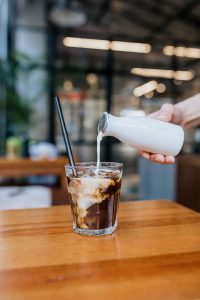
[0,0,200,210]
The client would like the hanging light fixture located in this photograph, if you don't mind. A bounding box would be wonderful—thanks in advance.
[163,45,200,59]
[63,37,152,53]
[131,68,195,81]
[49,0,87,28]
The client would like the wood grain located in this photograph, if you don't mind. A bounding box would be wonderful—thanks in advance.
[0,200,200,300]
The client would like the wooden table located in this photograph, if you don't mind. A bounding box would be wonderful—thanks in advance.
[0,200,200,300]
[0,157,71,205]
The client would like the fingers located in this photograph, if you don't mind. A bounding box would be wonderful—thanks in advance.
[140,103,178,164]
[140,151,150,160]
[150,154,165,163]
[171,106,183,125]
[148,103,174,123]
[150,154,175,164]
[140,151,175,164]
[156,103,174,122]
[148,110,160,119]
[165,156,175,164]
[149,103,183,126]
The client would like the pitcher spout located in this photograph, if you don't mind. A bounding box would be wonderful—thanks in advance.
[98,112,109,134]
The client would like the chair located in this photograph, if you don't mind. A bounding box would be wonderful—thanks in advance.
[0,157,73,207]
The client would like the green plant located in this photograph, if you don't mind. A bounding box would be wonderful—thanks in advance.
[0,52,45,135]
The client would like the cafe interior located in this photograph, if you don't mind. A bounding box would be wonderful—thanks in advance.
[1,1,200,299]
[1,0,200,211]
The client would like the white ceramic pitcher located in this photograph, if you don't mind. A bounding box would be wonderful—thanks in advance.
[98,112,184,156]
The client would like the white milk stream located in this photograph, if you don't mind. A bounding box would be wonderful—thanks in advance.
[95,131,103,174]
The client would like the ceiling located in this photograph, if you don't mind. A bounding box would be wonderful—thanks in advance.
[65,0,200,46]
[15,0,200,99]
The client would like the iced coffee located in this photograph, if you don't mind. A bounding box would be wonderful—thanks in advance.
[65,162,123,236]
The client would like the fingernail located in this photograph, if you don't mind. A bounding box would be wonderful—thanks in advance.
[166,157,175,163]
[154,156,164,163]
[142,153,150,159]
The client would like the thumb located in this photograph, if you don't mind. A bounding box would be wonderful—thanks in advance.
[157,103,174,122]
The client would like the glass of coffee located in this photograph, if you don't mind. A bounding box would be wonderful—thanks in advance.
[65,162,123,236]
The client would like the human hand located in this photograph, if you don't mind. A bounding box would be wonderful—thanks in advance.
[140,103,183,164]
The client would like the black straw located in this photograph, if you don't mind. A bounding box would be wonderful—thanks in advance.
[54,96,77,176]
